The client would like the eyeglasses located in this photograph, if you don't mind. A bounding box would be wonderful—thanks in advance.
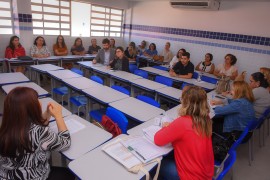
[116,50,122,53]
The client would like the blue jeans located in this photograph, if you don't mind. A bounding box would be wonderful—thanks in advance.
[158,152,180,180]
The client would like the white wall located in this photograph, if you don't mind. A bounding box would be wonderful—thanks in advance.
[124,1,270,78]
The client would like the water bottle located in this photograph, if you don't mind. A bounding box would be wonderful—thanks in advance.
[197,72,202,82]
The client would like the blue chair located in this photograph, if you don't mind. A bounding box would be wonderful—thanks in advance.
[155,76,173,87]
[201,75,218,84]
[111,85,130,96]
[90,107,128,134]
[53,68,83,106]
[152,65,168,71]
[90,75,104,84]
[129,64,138,73]
[192,71,199,79]
[136,95,160,108]
[181,82,192,90]
[69,75,104,116]
[214,151,236,180]
[134,69,148,79]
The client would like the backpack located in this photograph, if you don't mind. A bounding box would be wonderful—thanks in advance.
[101,115,122,137]
[215,76,231,94]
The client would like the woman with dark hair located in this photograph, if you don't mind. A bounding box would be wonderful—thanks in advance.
[53,35,70,69]
[124,42,137,62]
[195,53,215,74]
[5,35,26,72]
[70,37,85,55]
[0,87,74,180]
[214,54,238,80]
[144,43,158,57]
[108,46,129,72]
[30,36,50,58]
[154,86,214,180]
[170,48,186,68]
[249,72,270,118]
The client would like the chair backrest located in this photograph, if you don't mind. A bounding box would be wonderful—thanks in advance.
[192,71,199,79]
[106,107,128,134]
[253,107,270,129]
[111,85,130,96]
[155,76,173,87]
[129,64,138,73]
[201,75,218,84]
[215,151,236,180]
[71,68,83,76]
[136,95,160,108]
[134,69,148,79]
[152,65,168,71]
[181,82,192,90]
[90,75,103,84]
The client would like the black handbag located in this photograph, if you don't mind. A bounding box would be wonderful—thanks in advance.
[17,56,33,61]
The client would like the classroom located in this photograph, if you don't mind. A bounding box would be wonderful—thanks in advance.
[0,0,270,179]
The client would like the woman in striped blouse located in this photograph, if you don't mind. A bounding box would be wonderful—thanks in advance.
[0,87,74,180]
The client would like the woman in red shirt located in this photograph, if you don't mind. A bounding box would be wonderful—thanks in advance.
[154,86,214,180]
[5,35,26,72]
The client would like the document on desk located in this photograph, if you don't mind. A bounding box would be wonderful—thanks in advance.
[102,139,142,169]
[49,119,86,135]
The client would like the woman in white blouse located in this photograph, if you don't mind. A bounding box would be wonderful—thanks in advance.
[195,53,215,74]
[214,54,238,80]
[30,36,50,58]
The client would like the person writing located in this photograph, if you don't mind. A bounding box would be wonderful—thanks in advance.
[92,38,115,66]
[169,52,194,79]
[0,87,74,180]
[154,86,214,180]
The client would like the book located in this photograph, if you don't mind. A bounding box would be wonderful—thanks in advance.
[49,118,86,135]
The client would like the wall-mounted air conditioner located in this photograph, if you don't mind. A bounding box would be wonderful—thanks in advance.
[170,0,220,10]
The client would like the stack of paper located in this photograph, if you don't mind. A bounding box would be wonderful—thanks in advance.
[49,119,86,135]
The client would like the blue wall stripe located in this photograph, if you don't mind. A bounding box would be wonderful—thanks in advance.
[123,24,270,47]
[124,31,270,55]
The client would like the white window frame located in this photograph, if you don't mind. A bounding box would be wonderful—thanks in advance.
[90,4,123,37]
[0,0,13,34]
[31,0,71,36]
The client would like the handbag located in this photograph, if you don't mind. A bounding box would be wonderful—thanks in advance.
[17,56,33,61]
[215,76,231,94]
[152,55,164,62]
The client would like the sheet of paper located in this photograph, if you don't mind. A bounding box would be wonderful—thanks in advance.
[49,119,86,135]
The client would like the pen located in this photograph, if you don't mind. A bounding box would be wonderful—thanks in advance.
[128,146,146,161]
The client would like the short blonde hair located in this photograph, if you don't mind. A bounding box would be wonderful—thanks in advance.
[179,86,212,137]
[232,81,254,102]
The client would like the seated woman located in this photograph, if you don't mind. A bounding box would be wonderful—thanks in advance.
[195,53,215,74]
[160,42,173,64]
[53,35,71,69]
[108,46,129,72]
[124,42,137,62]
[260,67,270,92]
[70,38,85,55]
[211,81,255,136]
[5,35,26,72]
[137,40,147,55]
[143,43,158,57]
[0,87,74,180]
[170,48,186,69]
[249,72,270,118]
[30,36,50,58]
[214,54,238,80]
[154,86,214,180]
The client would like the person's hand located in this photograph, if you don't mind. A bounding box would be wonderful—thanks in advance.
[92,59,97,64]
[48,102,62,120]
[210,99,223,106]
[169,70,176,77]
[162,122,170,127]
[106,66,111,69]
[221,91,230,96]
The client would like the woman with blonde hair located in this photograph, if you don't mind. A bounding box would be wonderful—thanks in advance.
[211,81,255,136]
[154,86,214,180]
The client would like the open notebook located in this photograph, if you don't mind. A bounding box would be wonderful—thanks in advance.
[49,119,86,135]
[103,125,173,169]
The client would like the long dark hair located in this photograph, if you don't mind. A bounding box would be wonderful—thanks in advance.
[7,35,21,53]
[34,36,46,46]
[0,87,46,158]
[251,72,269,88]
[56,35,67,48]
[73,37,83,47]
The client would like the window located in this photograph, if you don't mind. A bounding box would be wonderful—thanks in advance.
[90,5,123,37]
[0,0,13,34]
[31,0,70,36]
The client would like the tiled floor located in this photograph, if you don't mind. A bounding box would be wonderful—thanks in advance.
[0,76,270,180]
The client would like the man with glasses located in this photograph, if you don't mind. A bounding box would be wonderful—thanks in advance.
[93,38,115,66]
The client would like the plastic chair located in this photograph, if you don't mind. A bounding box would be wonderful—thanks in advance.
[53,68,83,106]
[214,151,236,180]
[136,95,160,108]
[134,69,148,79]
[201,75,218,84]
[69,75,104,116]
[155,76,173,87]
[152,65,169,71]
[90,107,128,133]
[111,85,131,96]
[129,64,138,73]
[90,75,104,85]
